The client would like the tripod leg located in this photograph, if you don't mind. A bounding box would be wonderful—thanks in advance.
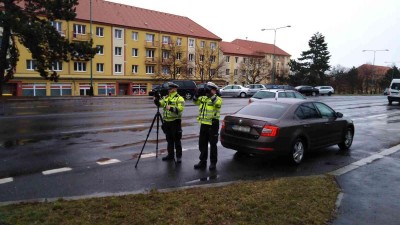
[156,113,159,158]
[135,112,157,168]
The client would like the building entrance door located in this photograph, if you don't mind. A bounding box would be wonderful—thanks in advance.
[118,83,129,95]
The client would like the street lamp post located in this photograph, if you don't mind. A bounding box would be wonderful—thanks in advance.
[362,49,389,94]
[261,25,291,84]
[89,0,94,96]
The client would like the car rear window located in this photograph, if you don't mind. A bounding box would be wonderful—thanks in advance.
[253,91,275,99]
[237,102,289,119]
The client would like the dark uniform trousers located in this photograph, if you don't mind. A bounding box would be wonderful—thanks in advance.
[164,119,182,158]
[199,119,219,163]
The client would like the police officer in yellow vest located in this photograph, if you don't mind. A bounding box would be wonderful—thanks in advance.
[154,82,185,163]
[193,82,222,170]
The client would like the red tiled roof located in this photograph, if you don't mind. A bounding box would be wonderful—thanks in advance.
[219,41,262,57]
[75,0,221,40]
[231,39,291,56]
[357,64,390,76]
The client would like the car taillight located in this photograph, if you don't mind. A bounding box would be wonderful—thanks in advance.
[221,120,225,130]
[260,125,279,137]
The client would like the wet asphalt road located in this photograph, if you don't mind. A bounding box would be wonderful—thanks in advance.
[1,95,400,224]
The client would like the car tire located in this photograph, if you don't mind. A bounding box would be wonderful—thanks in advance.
[240,92,247,98]
[388,100,392,105]
[289,138,306,165]
[328,92,332,96]
[184,92,192,100]
[338,128,353,151]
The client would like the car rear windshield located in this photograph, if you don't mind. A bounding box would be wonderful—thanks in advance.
[237,102,289,119]
[253,91,275,99]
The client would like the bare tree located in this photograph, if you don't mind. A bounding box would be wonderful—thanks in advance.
[238,57,270,84]
[154,43,188,81]
[194,46,223,82]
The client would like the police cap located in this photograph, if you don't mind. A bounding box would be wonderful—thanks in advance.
[206,82,218,90]
[167,82,179,89]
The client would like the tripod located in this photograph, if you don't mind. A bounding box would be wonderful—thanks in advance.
[135,106,164,168]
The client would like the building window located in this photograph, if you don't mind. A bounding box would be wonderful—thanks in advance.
[74,62,87,72]
[79,84,91,96]
[132,65,138,74]
[176,67,181,74]
[97,63,104,72]
[200,68,204,76]
[176,38,182,46]
[162,66,169,74]
[210,42,216,49]
[96,27,104,37]
[146,66,155,74]
[132,48,138,57]
[115,29,122,39]
[188,68,193,75]
[146,33,155,42]
[176,52,182,60]
[210,55,216,63]
[132,31,138,40]
[189,53,194,61]
[200,41,205,48]
[50,21,63,35]
[115,47,122,56]
[73,24,86,35]
[26,60,37,70]
[162,36,170,44]
[22,83,46,96]
[97,45,104,55]
[98,83,116,96]
[226,56,230,63]
[234,69,238,75]
[114,64,122,73]
[50,83,72,96]
[189,38,195,48]
[132,83,147,96]
[52,61,63,71]
[243,58,247,63]
[200,55,204,62]
[162,51,170,59]
[146,49,155,58]
[235,57,239,63]
[226,69,230,75]
[210,69,216,76]
[241,70,246,75]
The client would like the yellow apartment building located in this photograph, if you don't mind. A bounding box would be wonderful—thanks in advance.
[6,0,222,96]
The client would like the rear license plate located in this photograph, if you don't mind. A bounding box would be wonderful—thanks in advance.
[232,125,251,133]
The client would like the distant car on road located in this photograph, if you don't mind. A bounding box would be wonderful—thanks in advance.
[246,84,266,96]
[315,86,334,96]
[220,98,354,165]
[383,88,389,95]
[248,90,306,104]
[388,79,400,105]
[295,85,320,96]
[220,85,250,98]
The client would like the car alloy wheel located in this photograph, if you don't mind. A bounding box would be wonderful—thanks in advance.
[185,93,192,100]
[339,128,353,150]
[240,92,246,98]
[290,138,305,165]
[312,92,316,96]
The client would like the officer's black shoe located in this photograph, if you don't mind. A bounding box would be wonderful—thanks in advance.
[194,161,207,169]
[209,162,217,171]
[176,157,182,163]
[162,155,174,161]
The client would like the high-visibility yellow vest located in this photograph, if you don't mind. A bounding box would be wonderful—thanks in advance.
[193,95,222,125]
[159,92,185,122]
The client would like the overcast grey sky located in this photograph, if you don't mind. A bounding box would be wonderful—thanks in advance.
[108,0,400,69]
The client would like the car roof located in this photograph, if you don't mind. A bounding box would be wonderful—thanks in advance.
[256,89,295,93]
[255,98,310,104]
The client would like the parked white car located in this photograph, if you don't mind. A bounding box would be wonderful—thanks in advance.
[315,86,334,96]
[249,90,306,103]
[388,79,400,105]
[220,85,250,98]
[246,84,266,96]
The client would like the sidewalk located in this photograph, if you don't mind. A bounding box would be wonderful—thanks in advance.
[332,148,400,225]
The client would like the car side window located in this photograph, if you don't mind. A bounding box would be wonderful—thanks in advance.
[285,92,295,98]
[224,86,232,90]
[296,103,320,119]
[278,92,286,98]
[314,102,335,118]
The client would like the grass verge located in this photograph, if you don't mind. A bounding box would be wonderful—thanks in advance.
[0,175,339,225]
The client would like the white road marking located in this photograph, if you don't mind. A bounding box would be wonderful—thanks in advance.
[42,167,72,175]
[141,153,157,159]
[0,177,13,185]
[96,159,121,165]
[330,143,400,176]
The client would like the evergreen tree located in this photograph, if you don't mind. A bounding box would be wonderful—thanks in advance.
[0,0,97,95]
[288,32,331,86]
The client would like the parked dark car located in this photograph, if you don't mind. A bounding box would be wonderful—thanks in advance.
[220,98,354,165]
[148,80,197,99]
[295,85,320,96]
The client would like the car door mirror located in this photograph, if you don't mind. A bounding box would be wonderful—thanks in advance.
[335,112,343,118]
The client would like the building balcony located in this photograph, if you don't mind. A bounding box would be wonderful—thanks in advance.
[161,42,174,49]
[145,41,159,48]
[71,32,91,41]
[145,57,158,64]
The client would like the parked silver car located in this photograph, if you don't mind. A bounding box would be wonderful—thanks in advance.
[220,85,250,98]
[249,89,306,103]
[315,86,334,96]
[246,84,266,96]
